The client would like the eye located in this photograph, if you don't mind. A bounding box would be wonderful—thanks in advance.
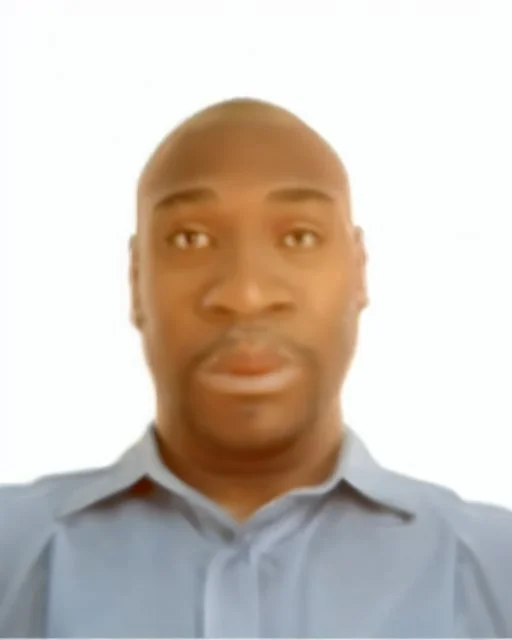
[281,229,321,249]
[168,230,212,250]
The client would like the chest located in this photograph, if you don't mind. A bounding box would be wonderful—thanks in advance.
[45,506,477,638]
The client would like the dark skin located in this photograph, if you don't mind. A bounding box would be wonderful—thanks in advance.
[130,100,368,520]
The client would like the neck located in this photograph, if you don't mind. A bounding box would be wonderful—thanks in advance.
[154,403,344,521]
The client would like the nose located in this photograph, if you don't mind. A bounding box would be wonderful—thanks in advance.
[199,253,296,322]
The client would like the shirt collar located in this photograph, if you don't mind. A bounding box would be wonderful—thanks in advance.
[57,423,418,520]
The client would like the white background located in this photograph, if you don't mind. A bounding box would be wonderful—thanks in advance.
[1,0,511,510]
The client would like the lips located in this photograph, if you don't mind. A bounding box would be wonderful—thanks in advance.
[207,349,289,376]
[197,344,300,395]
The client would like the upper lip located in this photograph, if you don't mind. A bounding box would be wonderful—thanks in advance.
[203,346,292,376]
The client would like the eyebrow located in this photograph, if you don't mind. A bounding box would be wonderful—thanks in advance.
[154,187,217,211]
[152,186,336,213]
[267,187,336,205]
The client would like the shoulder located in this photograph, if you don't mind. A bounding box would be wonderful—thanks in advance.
[0,465,115,602]
[409,473,512,554]
[394,469,512,561]
[446,492,512,608]
[438,487,512,635]
[390,470,512,634]
[0,462,118,538]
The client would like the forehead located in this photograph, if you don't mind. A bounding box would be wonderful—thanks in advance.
[138,118,349,214]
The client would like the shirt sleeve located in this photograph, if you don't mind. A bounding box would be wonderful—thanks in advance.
[456,499,512,637]
[0,483,53,638]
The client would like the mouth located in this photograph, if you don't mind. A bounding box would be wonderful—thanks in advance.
[196,347,301,396]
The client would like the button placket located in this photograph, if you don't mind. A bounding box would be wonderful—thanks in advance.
[203,542,260,638]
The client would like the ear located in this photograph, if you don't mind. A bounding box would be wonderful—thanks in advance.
[129,234,144,329]
[353,226,369,311]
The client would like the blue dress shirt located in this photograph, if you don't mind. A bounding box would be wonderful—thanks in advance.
[1,423,511,637]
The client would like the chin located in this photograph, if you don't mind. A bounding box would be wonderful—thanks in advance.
[195,409,311,455]
[183,379,319,453]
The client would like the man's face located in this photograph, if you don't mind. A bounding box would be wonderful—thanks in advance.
[132,116,367,453]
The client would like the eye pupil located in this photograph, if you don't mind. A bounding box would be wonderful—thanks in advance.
[173,231,210,249]
[284,230,317,248]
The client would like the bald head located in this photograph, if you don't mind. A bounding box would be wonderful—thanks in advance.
[171,97,309,128]
[137,97,350,222]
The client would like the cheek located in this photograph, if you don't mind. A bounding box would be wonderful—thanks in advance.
[305,265,353,324]
[140,269,199,370]
[305,270,359,360]
[142,256,194,322]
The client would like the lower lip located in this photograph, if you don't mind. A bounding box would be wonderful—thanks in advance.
[196,365,300,396]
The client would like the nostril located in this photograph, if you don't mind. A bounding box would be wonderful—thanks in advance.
[209,304,235,319]
[270,300,294,314]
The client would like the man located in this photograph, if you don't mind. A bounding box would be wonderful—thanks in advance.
[0,98,511,638]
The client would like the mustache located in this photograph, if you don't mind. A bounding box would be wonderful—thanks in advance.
[189,326,314,370]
